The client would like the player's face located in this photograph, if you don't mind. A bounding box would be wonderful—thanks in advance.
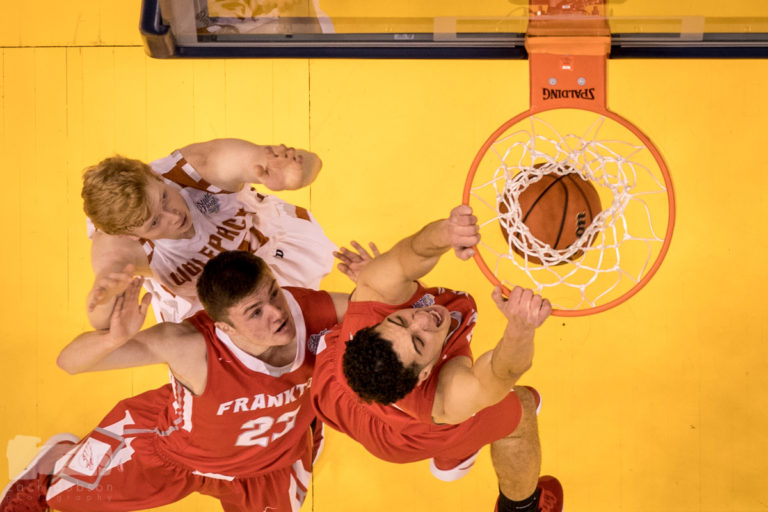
[223,275,297,360]
[258,145,322,191]
[375,305,451,375]
[128,179,195,240]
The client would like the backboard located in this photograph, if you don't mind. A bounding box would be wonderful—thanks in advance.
[141,0,768,58]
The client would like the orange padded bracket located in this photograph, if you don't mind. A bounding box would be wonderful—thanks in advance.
[525,0,610,112]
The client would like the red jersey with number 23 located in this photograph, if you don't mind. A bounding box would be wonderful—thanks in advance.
[154,287,337,478]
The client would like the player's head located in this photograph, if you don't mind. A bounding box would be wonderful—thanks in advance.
[82,156,193,239]
[259,145,323,191]
[342,305,451,404]
[197,251,296,348]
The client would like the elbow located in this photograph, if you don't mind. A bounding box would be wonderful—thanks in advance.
[56,354,80,375]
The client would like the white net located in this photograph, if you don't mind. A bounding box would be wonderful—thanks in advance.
[466,109,673,313]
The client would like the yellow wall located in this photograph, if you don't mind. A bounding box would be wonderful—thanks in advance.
[2,1,768,511]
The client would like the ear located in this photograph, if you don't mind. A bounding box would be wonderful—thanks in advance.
[416,362,436,386]
[215,320,235,336]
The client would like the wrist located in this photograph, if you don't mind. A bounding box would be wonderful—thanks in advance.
[106,330,132,349]
[410,220,452,257]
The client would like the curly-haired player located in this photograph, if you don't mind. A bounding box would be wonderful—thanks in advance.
[342,325,420,404]
[312,205,564,512]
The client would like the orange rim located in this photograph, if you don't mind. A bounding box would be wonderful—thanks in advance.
[462,105,676,317]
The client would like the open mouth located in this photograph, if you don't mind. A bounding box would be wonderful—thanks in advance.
[428,308,443,328]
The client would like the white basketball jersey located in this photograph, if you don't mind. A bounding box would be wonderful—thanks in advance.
[141,151,336,322]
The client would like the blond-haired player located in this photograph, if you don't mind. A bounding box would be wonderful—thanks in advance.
[82,139,336,328]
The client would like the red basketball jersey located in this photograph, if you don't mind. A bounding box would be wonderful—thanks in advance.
[313,285,476,429]
[154,287,337,478]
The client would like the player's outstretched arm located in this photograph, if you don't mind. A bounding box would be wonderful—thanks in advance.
[67,276,207,391]
[179,139,322,192]
[87,231,151,329]
[62,277,162,374]
[432,286,551,424]
[353,205,480,304]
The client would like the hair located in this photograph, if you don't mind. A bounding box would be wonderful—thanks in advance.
[196,251,270,323]
[81,155,161,235]
[342,326,420,405]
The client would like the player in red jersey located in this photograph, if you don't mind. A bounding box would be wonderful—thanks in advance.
[313,205,564,512]
[1,251,346,512]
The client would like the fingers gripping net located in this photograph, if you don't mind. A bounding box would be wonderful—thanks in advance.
[467,110,673,313]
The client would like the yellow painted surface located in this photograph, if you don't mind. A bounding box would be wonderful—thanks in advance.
[2,2,768,512]
[0,0,140,46]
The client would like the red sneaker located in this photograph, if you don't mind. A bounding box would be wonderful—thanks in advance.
[537,475,564,512]
[0,434,79,512]
[493,475,562,512]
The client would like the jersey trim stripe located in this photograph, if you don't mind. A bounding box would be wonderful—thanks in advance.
[159,152,222,194]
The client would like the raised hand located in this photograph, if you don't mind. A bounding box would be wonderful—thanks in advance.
[87,264,136,312]
[491,285,551,333]
[334,241,381,283]
[265,144,297,170]
[108,277,152,345]
[256,144,322,190]
[446,205,480,260]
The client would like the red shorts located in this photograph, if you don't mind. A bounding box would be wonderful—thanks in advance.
[46,386,312,512]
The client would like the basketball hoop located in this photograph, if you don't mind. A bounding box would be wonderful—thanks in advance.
[463,0,675,316]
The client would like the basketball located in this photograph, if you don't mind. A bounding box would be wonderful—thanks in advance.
[499,166,602,265]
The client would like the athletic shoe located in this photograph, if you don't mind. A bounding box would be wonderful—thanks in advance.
[0,433,79,512]
[493,475,563,512]
[537,475,564,512]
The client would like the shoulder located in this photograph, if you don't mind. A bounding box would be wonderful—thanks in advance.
[179,139,256,167]
[138,321,205,362]
[140,320,200,343]
[432,355,477,424]
[285,287,344,327]
[437,354,472,377]
[147,321,208,393]
[177,141,210,169]
[177,139,262,192]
